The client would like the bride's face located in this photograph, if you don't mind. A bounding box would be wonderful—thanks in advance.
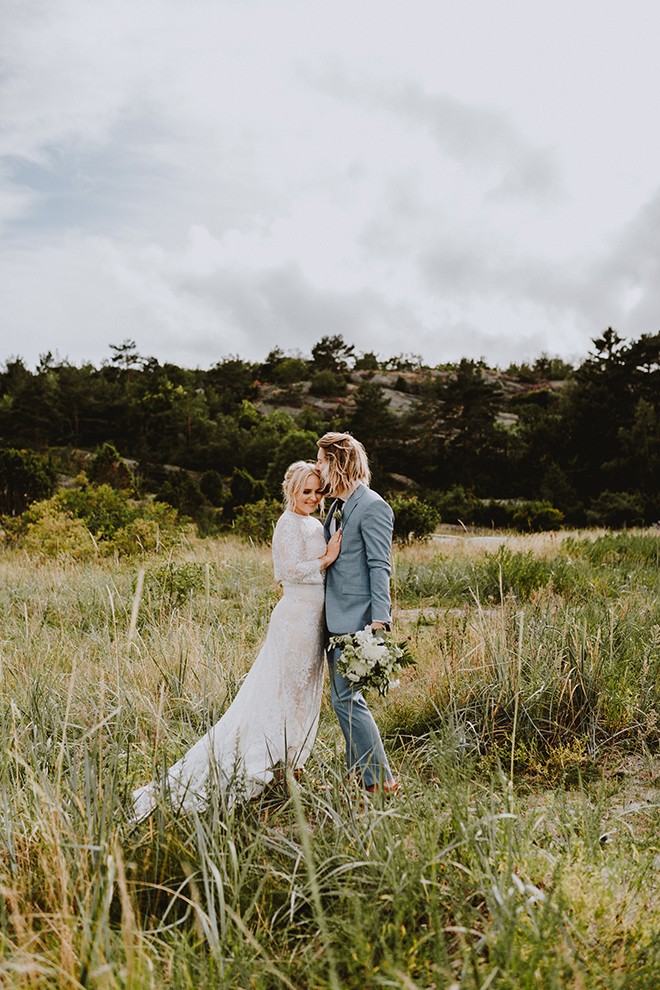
[292,473,324,515]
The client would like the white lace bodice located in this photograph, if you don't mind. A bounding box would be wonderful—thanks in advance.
[272,511,326,586]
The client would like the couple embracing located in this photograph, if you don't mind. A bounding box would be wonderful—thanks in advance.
[132,432,398,822]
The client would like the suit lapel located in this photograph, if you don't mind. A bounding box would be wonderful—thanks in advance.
[324,486,364,535]
[341,484,365,528]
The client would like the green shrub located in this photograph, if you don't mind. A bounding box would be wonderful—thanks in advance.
[156,470,205,518]
[143,561,211,608]
[14,501,95,559]
[194,506,226,538]
[471,499,564,531]
[390,495,440,543]
[270,357,308,384]
[2,482,180,557]
[308,370,347,397]
[232,498,282,543]
[472,500,517,528]
[0,447,56,515]
[110,513,179,555]
[226,468,267,519]
[586,490,647,527]
[427,490,564,532]
[57,481,134,537]
[199,469,225,507]
[88,441,133,488]
[426,486,480,526]
[511,500,564,531]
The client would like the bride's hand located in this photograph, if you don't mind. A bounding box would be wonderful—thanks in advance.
[320,529,342,568]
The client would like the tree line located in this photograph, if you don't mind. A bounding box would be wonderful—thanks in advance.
[0,329,658,536]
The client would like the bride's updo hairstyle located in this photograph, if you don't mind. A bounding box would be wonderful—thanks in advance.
[282,461,323,511]
[317,432,370,493]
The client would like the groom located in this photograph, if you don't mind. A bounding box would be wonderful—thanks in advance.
[316,432,399,795]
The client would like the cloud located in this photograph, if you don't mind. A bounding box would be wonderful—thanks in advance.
[306,66,564,203]
[1,1,155,160]
[0,224,425,367]
[589,185,660,335]
[2,0,660,373]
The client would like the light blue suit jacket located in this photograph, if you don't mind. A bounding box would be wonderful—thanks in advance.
[323,484,394,635]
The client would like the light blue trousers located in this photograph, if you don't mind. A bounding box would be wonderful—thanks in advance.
[327,646,392,788]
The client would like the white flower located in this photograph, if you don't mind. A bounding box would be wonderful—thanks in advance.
[350,659,371,677]
[329,625,415,697]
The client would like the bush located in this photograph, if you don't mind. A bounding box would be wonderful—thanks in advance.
[511,500,564,532]
[471,500,517,529]
[309,370,347,397]
[461,498,564,532]
[0,447,56,515]
[110,514,178,555]
[2,482,180,557]
[354,351,380,371]
[270,357,308,384]
[57,481,133,538]
[143,561,211,608]
[232,499,282,543]
[88,441,133,488]
[199,470,225,507]
[226,468,267,520]
[156,471,205,518]
[586,490,647,528]
[194,506,226,538]
[426,487,480,526]
[390,495,440,543]
[14,502,94,559]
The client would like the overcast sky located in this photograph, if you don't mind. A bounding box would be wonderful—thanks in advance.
[1,0,659,371]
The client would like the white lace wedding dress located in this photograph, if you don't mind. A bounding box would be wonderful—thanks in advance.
[132,510,326,819]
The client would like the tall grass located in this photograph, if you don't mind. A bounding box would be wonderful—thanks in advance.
[0,530,658,987]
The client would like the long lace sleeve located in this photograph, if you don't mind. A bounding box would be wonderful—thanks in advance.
[272,512,325,585]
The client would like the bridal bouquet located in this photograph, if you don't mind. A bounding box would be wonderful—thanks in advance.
[329,626,415,697]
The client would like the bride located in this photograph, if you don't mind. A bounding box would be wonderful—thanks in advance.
[132,461,342,820]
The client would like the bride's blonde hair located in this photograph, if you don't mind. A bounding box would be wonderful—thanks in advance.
[282,461,323,511]
[317,432,370,493]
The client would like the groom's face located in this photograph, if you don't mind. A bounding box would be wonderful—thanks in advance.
[316,447,328,485]
[315,448,331,490]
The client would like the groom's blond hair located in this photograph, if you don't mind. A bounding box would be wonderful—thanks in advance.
[317,432,371,492]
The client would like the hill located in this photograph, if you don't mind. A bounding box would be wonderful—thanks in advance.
[0,329,658,531]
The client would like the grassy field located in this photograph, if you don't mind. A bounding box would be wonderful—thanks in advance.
[0,528,659,988]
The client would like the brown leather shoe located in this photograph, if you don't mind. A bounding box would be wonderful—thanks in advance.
[365,779,400,797]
